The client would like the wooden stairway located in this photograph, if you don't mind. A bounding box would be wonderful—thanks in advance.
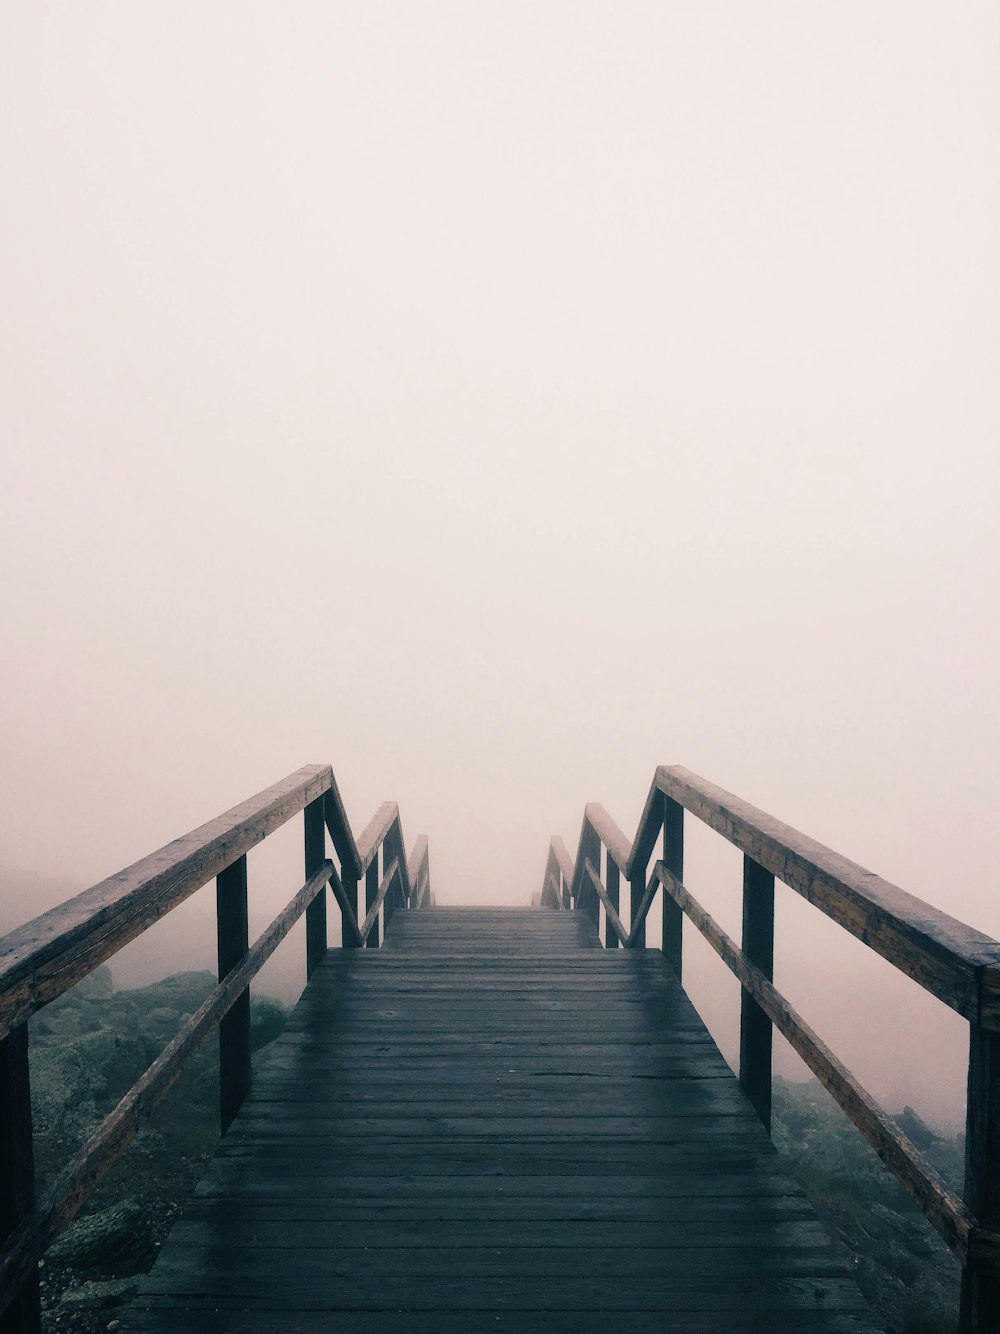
[122,907,879,1332]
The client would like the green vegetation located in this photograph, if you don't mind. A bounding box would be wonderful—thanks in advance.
[774,1076,962,1334]
[28,966,286,1331]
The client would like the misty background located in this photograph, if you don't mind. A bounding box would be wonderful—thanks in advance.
[1,2,998,1132]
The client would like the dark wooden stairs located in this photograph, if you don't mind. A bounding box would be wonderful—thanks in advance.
[122,908,880,1332]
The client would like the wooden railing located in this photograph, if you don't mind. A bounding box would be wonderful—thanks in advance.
[0,764,430,1333]
[540,765,1000,1334]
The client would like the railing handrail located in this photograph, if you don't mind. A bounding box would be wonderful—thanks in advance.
[550,765,1000,1021]
[0,764,332,1041]
[657,766,1000,1020]
[540,764,1000,1333]
[0,763,431,1330]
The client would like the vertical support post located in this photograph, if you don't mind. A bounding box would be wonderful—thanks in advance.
[739,855,775,1132]
[216,854,250,1134]
[341,871,360,948]
[961,1024,1000,1332]
[366,850,381,949]
[304,798,326,977]
[661,797,684,978]
[605,854,620,948]
[629,861,647,950]
[384,825,398,931]
[581,823,601,935]
[0,1024,40,1334]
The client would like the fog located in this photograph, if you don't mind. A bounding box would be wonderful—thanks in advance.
[1,2,998,1130]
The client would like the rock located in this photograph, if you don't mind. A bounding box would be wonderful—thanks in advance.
[58,1278,138,1311]
[72,965,114,1001]
[896,1104,940,1152]
[48,1202,156,1275]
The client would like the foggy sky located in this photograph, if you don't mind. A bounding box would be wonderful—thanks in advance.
[1,2,998,1127]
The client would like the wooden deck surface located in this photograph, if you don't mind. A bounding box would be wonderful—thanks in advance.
[123,908,881,1332]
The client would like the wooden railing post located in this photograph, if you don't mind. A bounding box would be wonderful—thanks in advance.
[581,823,600,934]
[0,1025,40,1334]
[216,854,250,1134]
[961,1024,1000,1332]
[304,798,327,976]
[340,871,360,948]
[605,854,620,949]
[661,797,684,978]
[366,850,381,949]
[384,825,399,929]
[739,855,775,1132]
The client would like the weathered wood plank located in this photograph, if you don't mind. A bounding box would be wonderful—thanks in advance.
[657,765,1000,1022]
[216,855,250,1135]
[0,862,333,1319]
[656,860,972,1263]
[0,1026,39,1334]
[0,765,332,1039]
[121,905,879,1333]
[740,855,775,1133]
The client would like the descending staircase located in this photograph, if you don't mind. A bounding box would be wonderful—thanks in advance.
[123,908,879,1332]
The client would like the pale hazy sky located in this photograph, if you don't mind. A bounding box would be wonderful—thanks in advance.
[1,3,998,1125]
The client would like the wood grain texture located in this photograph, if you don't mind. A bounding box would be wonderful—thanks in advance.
[121,908,881,1333]
[656,765,1000,1023]
[0,862,333,1321]
[655,861,972,1264]
[0,765,333,1040]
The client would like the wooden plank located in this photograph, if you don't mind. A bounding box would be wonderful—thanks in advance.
[0,764,332,1040]
[584,861,628,947]
[656,764,1000,1022]
[304,800,326,976]
[740,855,775,1133]
[122,905,879,1333]
[123,1310,881,1333]
[216,855,250,1134]
[360,858,398,943]
[0,1026,39,1334]
[585,803,632,873]
[605,855,621,949]
[365,855,380,950]
[962,1023,1000,1330]
[131,1273,871,1312]
[0,862,333,1318]
[321,780,362,880]
[661,797,683,977]
[356,802,398,875]
[656,859,972,1263]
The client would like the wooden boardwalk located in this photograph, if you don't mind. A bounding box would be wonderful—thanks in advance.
[123,908,881,1332]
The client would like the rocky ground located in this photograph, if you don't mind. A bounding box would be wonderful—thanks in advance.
[27,966,285,1333]
[773,1076,963,1334]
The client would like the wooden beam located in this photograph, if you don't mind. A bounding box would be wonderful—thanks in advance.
[216,855,250,1134]
[0,765,333,1040]
[654,860,973,1263]
[661,798,683,979]
[656,766,1000,1023]
[584,805,631,875]
[360,859,400,944]
[0,1025,39,1334]
[304,800,327,977]
[605,856,620,949]
[365,853,381,949]
[356,803,398,876]
[962,1025,1000,1330]
[0,861,334,1323]
[583,861,628,948]
[739,856,775,1133]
